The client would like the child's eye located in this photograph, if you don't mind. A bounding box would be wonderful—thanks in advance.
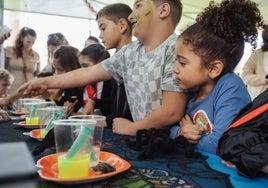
[135,2,142,9]
[179,61,186,66]
[176,58,186,66]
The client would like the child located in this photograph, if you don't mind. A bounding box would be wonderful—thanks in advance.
[0,69,13,121]
[0,69,14,98]
[78,43,111,114]
[19,0,188,136]
[50,45,84,116]
[83,3,134,126]
[170,0,264,154]
[42,32,69,74]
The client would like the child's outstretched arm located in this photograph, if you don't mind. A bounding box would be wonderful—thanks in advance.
[112,91,188,136]
[19,64,112,97]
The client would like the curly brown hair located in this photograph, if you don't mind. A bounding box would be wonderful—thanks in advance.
[179,0,264,73]
[0,68,13,83]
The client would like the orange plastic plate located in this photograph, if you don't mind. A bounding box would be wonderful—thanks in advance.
[37,151,131,184]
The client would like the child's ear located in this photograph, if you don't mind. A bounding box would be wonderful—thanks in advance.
[159,3,170,18]
[118,18,128,34]
[208,60,224,79]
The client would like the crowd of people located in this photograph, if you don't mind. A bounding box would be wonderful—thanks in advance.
[0,0,268,177]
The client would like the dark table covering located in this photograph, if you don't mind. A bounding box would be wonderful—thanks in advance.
[0,119,267,188]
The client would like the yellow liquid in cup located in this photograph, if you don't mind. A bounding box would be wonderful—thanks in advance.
[25,117,40,125]
[58,153,90,179]
[40,129,48,138]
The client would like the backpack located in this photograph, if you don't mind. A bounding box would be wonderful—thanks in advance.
[217,89,268,178]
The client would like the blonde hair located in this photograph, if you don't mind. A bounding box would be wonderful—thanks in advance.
[0,68,14,83]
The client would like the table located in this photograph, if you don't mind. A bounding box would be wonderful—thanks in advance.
[0,119,267,188]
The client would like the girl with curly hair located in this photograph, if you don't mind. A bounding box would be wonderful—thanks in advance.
[171,0,264,154]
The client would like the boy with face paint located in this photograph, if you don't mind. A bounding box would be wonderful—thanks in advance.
[19,0,188,136]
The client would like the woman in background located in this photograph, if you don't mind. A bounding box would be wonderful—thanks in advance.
[4,27,40,95]
[84,35,99,47]
[42,32,69,74]
[241,26,268,99]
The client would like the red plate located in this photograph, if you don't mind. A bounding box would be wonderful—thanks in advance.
[37,151,131,184]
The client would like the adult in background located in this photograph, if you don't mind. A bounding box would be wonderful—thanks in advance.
[241,26,268,99]
[4,27,40,96]
[42,32,69,74]
[84,35,100,47]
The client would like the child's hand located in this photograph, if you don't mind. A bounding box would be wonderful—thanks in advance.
[19,79,48,97]
[64,99,78,117]
[112,118,134,135]
[82,100,95,115]
[0,109,11,121]
[179,114,204,144]
[0,98,13,109]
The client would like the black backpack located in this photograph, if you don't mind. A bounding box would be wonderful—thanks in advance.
[217,89,268,178]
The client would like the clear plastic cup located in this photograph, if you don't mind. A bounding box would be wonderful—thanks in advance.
[52,119,96,179]
[68,115,106,167]
[23,101,56,116]
[36,106,67,138]
[19,98,45,113]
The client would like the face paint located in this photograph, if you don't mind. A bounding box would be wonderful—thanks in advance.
[129,0,154,37]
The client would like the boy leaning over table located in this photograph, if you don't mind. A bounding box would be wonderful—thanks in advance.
[18,0,188,136]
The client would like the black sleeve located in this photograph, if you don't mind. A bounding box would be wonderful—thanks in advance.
[55,87,84,112]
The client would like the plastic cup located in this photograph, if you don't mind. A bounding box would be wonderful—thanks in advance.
[19,98,45,113]
[68,115,106,167]
[52,119,96,179]
[23,101,56,116]
[36,106,67,138]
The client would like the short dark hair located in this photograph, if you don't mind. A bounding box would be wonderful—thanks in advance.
[96,3,132,30]
[53,45,81,72]
[80,44,110,64]
[87,36,99,44]
[153,0,182,28]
